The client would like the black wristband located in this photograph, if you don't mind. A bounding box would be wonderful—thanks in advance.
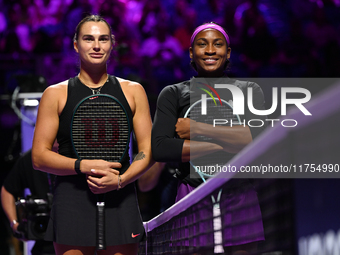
[75,159,82,175]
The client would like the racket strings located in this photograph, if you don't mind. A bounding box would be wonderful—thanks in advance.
[72,96,129,162]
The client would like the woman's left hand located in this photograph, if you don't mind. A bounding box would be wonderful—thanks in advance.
[86,168,120,194]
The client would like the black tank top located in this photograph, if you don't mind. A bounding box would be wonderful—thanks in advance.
[57,75,133,174]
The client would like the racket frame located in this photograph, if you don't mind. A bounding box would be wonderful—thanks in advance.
[184,97,242,253]
[71,94,131,250]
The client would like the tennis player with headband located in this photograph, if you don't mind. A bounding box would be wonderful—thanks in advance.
[147,22,267,253]
[32,15,153,255]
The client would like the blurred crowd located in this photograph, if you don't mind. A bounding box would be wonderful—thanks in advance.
[0,0,340,95]
[0,1,340,251]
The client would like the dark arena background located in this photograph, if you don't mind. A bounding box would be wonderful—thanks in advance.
[0,0,340,254]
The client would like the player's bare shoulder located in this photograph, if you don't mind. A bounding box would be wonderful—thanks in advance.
[117,77,144,94]
[42,80,68,98]
[116,77,147,115]
[116,77,147,102]
[40,80,68,114]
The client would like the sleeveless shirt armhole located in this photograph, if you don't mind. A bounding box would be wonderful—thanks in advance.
[58,78,73,119]
[109,75,134,122]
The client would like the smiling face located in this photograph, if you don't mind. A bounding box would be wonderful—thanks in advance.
[189,28,231,77]
[73,21,113,68]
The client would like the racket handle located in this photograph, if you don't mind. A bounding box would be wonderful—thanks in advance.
[96,202,106,250]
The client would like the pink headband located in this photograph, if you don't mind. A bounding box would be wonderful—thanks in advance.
[190,23,230,46]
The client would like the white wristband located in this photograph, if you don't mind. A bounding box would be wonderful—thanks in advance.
[10,220,18,228]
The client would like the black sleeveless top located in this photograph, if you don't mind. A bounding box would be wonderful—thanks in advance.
[57,75,133,174]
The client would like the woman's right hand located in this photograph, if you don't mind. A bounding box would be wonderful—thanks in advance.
[80,159,121,176]
[84,160,121,194]
[82,159,122,194]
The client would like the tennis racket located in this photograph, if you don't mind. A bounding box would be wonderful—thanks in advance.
[71,94,131,250]
[184,97,241,178]
[184,97,241,253]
